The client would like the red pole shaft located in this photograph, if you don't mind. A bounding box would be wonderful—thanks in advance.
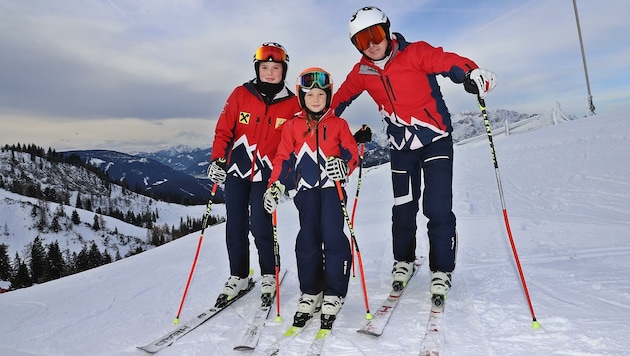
[335,180,371,317]
[478,98,539,326]
[174,183,218,323]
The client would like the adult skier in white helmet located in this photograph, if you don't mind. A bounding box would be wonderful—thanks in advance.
[332,6,497,308]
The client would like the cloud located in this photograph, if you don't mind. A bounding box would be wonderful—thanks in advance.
[0,0,628,152]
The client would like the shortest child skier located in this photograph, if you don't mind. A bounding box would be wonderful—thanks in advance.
[263,67,359,329]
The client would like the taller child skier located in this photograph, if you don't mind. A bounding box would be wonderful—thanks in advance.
[208,42,300,307]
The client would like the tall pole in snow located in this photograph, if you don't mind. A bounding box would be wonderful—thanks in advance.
[572,0,595,116]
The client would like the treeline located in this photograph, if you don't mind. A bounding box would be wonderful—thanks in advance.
[0,240,131,290]
[0,213,224,291]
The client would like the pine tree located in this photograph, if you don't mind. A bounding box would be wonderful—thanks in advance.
[50,216,61,233]
[30,237,46,283]
[102,250,112,265]
[45,241,65,281]
[92,214,100,231]
[0,244,12,281]
[71,209,81,225]
[75,193,83,209]
[87,242,102,269]
[75,246,89,272]
[11,253,32,288]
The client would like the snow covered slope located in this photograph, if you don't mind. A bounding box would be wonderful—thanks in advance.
[1,109,629,355]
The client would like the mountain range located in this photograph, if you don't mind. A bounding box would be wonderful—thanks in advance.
[56,109,556,204]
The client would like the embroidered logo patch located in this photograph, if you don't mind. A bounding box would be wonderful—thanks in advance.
[275,118,287,129]
[239,112,251,124]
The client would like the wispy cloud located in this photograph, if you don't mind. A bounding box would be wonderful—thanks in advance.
[0,0,628,152]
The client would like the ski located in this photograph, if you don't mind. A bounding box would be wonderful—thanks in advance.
[233,269,287,351]
[260,313,320,356]
[137,278,256,354]
[419,294,446,356]
[357,256,427,336]
[305,314,336,356]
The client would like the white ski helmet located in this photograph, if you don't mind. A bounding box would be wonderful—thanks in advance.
[348,6,391,49]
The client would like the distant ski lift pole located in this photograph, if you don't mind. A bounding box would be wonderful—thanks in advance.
[573,0,595,116]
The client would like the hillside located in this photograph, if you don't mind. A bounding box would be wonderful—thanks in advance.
[0,148,224,288]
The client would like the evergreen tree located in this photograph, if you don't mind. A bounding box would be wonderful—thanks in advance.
[87,242,102,269]
[0,244,12,281]
[30,237,46,283]
[84,198,92,212]
[45,241,64,281]
[102,250,112,265]
[75,246,89,272]
[92,214,100,231]
[71,209,81,224]
[11,253,32,288]
[75,193,83,209]
[50,216,61,233]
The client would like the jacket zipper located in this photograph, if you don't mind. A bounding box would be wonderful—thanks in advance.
[249,114,262,181]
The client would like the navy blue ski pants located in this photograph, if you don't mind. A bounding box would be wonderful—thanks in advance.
[293,187,352,298]
[224,175,276,278]
[390,137,457,272]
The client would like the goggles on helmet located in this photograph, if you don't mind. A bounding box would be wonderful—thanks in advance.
[254,43,288,62]
[351,25,387,51]
[299,70,332,90]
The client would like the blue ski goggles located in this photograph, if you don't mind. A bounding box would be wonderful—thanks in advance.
[298,70,332,90]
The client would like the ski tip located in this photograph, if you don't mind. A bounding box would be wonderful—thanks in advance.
[316,329,331,339]
[283,326,301,337]
[233,345,254,351]
[137,346,158,354]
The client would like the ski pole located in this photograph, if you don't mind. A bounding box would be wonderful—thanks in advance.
[334,179,372,320]
[478,97,540,329]
[173,182,218,324]
[270,184,282,322]
[349,143,365,278]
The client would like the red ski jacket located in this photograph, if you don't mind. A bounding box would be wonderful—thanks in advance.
[211,81,301,182]
[269,109,359,191]
[332,33,478,150]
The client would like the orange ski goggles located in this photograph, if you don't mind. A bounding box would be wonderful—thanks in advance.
[352,25,387,51]
[254,44,288,62]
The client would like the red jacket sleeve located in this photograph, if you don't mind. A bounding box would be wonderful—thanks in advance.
[337,118,359,175]
[210,88,240,162]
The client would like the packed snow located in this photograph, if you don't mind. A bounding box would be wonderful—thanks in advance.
[1,109,629,355]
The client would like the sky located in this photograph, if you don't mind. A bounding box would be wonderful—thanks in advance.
[1,0,629,153]
[1,109,630,355]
